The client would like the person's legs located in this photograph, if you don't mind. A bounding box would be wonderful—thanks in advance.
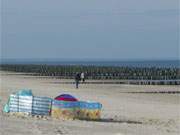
[76,81,79,89]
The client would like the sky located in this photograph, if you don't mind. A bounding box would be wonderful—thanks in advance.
[1,0,179,60]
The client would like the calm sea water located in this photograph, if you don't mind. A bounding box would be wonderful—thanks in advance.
[1,59,179,68]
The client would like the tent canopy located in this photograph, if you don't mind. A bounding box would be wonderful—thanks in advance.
[55,94,78,102]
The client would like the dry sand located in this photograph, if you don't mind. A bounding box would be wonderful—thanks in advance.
[0,71,180,135]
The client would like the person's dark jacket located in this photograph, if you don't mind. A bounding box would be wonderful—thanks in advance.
[75,73,81,81]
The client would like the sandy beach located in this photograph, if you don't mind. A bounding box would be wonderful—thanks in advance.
[0,71,179,135]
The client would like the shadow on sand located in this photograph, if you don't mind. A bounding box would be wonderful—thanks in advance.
[79,118,143,124]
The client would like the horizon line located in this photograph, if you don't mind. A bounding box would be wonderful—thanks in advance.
[1,58,180,62]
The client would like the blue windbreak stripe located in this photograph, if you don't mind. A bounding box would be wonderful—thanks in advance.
[9,105,19,108]
[33,102,51,106]
[32,107,51,111]
[9,102,19,106]
[19,106,32,110]
[9,109,19,112]
[32,104,51,108]
[9,107,18,110]
[33,99,52,103]
[10,98,18,101]
[33,96,52,100]
[19,109,32,112]
[52,101,102,109]
[33,97,52,102]
[18,104,32,107]
[52,102,79,108]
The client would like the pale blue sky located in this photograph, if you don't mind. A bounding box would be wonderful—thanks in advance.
[1,0,179,60]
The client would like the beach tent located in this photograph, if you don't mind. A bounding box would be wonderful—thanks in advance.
[55,94,78,102]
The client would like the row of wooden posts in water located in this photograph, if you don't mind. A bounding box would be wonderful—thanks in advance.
[1,64,179,84]
[51,80,180,85]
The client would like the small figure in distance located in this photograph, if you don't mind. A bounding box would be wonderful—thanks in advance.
[75,72,81,89]
[81,72,85,83]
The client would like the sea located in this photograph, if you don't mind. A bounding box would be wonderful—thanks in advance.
[1,59,179,68]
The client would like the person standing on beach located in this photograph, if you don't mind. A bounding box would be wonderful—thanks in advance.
[75,72,81,89]
[81,72,85,83]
